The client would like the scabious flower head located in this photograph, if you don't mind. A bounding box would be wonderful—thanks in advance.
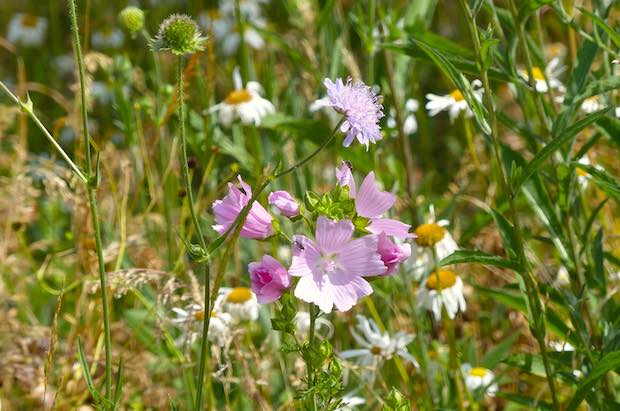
[7,14,48,47]
[289,216,386,313]
[212,175,273,239]
[337,165,411,238]
[152,14,205,55]
[417,269,466,320]
[118,6,145,35]
[377,233,411,275]
[268,190,300,218]
[425,79,483,123]
[314,78,384,149]
[462,364,498,396]
[209,68,275,127]
[248,255,290,304]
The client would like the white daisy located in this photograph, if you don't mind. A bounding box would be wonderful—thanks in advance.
[171,303,233,347]
[580,96,603,113]
[549,340,574,352]
[91,28,124,49]
[425,79,483,123]
[209,68,275,127]
[54,53,75,76]
[335,392,366,411]
[217,286,259,322]
[340,315,417,380]
[293,311,334,339]
[7,14,48,47]
[417,269,466,320]
[553,266,571,287]
[518,58,565,93]
[387,98,419,136]
[462,364,498,397]
[406,206,458,281]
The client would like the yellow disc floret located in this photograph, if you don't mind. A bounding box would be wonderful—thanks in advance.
[414,223,446,247]
[469,367,489,377]
[449,89,464,102]
[426,269,457,290]
[226,287,253,304]
[224,89,253,105]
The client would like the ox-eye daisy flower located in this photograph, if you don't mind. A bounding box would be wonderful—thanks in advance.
[425,80,483,123]
[7,14,48,47]
[293,311,334,339]
[387,98,419,136]
[406,206,458,280]
[209,68,275,127]
[217,287,259,322]
[518,58,565,93]
[580,96,603,113]
[335,393,366,411]
[289,216,386,313]
[336,162,411,238]
[313,78,384,149]
[212,175,274,239]
[172,303,233,347]
[340,315,417,380]
[462,364,498,396]
[417,269,466,320]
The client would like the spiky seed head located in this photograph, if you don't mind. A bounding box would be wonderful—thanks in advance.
[151,14,205,55]
[118,6,145,35]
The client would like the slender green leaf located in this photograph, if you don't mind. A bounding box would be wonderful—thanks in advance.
[579,8,620,49]
[77,336,102,404]
[439,249,521,271]
[567,351,620,411]
[574,162,620,203]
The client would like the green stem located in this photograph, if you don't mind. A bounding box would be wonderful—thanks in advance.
[457,0,560,408]
[307,303,317,411]
[68,0,113,402]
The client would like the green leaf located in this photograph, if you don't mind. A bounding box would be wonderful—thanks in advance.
[579,8,620,49]
[574,162,620,203]
[439,250,521,271]
[77,336,103,405]
[596,116,620,148]
[575,76,620,103]
[496,392,553,410]
[113,356,124,410]
[490,208,519,261]
[482,331,521,369]
[260,113,331,143]
[514,109,609,191]
[567,351,620,411]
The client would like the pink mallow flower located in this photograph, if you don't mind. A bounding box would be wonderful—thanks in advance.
[268,190,300,217]
[212,175,273,239]
[337,163,411,238]
[377,233,411,275]
[289,216,387,313]
[248,255,290,304]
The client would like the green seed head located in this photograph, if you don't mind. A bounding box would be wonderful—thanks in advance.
[118,6,145,35]
[151,14,205,55]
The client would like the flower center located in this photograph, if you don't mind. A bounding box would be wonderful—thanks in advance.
[226,287,253,303]
[370,346,382,355]
[319,256,339,275]
[470,367,488,377]
[414,223,446,247]
[576,166,588,177]
[426,269,457,290]
[449,89,464,102]
[224,89,253,105]
[22,14,39,28]
[194,310,205,321]
[531,67,545,81]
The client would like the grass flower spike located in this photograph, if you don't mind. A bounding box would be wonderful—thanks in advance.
[289,216,386,313]
[314,78,384,149]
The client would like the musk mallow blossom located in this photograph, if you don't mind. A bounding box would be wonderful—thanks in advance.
[212,175,273,239]
[377,233,411,275]
[313,77,384,149]
[248,255,291,304]
[289,216,386,313]
[268,190,300,217]
[336,163,411,238]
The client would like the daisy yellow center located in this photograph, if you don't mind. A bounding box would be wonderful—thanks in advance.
[531,67,545,81]
[576,166,588,177]
[426,269,457,290]
[449,89,464,102]
[370,346,382,355]
[207,8,221,19]
[193,310,205,321]
[224,89,253,105]
[414,223,446,247]
[226,287,253,304]
[470,367,488,377]
[22,14,39,28]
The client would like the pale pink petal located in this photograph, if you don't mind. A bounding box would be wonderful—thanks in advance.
[329,276,373,312]
[289,235,320,277]
[339,235,387,277]
[295,275,334,314]
[367,218,412,238]
[315,216,354,254]
[355,172,396,218]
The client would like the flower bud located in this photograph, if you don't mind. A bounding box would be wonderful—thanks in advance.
[151,14,205,55]
[268,190,300,218]
[248,255,290,304]
[118,6,145,35]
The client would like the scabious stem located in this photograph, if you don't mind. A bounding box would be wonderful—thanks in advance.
[68,0,113,402]
[456,0,560,408]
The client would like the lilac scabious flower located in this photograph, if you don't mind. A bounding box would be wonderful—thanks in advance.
[314,78,384,149]
[268,190,300,218]
[289,216,386,313]
[248,255,290,304]
[212,175,273,239]
[337,163,411,238]
[377,233,411,275]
